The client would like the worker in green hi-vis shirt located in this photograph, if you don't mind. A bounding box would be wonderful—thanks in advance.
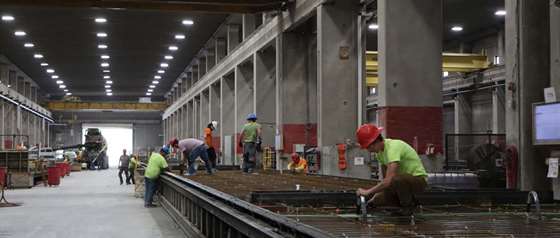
[355,124,428,216]
[238,113,262,174]
[144,146,171,208]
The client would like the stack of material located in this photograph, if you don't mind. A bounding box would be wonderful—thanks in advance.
[0,151,33,188]
[134,168,145,198]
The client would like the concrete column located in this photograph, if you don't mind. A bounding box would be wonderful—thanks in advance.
[505,0,550,191]
[242,14,256,40]
[227,24,241,53]
[492,87,505,133]
[221,73,236,165]
[8,70,16,89]
[275,35,284,169]
[31,86,37,103]
[178,108,183,139]
[24,81,31,98]
[0,100,4,149]
[0,65,8,85]
[216,37,227,62]
[200,91,210,137]
[187,100,194,138]
[163,119,167,144]
[194,96,200,139]
[210,81,221,161]
[199,57,207,78]
[453,95,472,162]
[206,50,216,72]
[177,82,183,98]
[254,47,277,147]
[17,76,24,95]
[552,3,560,96]
[235,61,255,157]
[193,65,199,85]
[377,0,443,153]
[497,30,506,65]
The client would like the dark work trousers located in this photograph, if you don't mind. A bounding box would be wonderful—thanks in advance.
[371,174,427,208]
[242,142,257,173]
[118,168,129,185]
[126,168,135,185]
[144,177,158,206]
[207,147,217,169]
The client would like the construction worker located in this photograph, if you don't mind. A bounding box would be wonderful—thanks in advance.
[355,124,428,216]
[144,146,170,208]
[238,113,262,174]
[118,149,130,185]
[169,138,213,176]
[127,155,138,185]
[288,153,308,173]
[204,121,218,171]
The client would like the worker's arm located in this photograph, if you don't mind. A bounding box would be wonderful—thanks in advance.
[357,162,399,197]
[238,129,245,147]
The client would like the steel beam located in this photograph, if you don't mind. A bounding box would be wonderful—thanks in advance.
[47,101,167,112]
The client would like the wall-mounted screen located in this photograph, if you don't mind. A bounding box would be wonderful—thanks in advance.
[534,102,560,145]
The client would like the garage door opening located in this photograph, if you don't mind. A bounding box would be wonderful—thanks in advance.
[82,124,133,168]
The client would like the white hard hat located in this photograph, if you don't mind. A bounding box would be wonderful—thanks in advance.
[211,121,218,128]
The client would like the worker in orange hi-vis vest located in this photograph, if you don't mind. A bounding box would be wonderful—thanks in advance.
[204,121,218,172]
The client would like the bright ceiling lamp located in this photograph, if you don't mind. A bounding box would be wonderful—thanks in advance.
[168,45,178,51]
[368,24,378,30]
[106,80,113,84]
[160,63,169,68]
[175,34,185,40]
[14,31,26,36]
[1,15,15,21]
[24,43,34,48]
[98,44,108,49]
[97,32,108,37]
[95,18,107,23]
[34,54,43,59]
[451,26,463,32]
[182,19,194,25]
[495,10,506,16]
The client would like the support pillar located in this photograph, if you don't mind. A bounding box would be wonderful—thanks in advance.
[242,14,256,40]
[221,73,236,165]
[454,95,472,162]
[254,46,277,148]
[199,57,207,78]
[227,24,241,53]
[210,82,221,162]
[200,91,209,137]
[378,0,443,153]
[216,37,227,63]
[235,61,255,157]
[492,87,505,133]
[206,50,216,71]
[552,2,560,96]
[505,0,550,191]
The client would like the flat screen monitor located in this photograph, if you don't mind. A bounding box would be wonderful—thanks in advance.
[533,102,560,145]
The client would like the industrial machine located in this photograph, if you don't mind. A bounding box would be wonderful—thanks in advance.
[82,128,108,170]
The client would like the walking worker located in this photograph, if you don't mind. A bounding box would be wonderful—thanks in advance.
[144,146,170,208]
[118,149,130,185]
[355,124,428,216]
[287,153,308,173]
[169,138,213,176]
[204,121,218,170]
[238,113,262,174]
[127,154,139,185]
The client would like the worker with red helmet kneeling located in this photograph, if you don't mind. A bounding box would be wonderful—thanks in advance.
[288,153,308,173]
[355,124,428,216]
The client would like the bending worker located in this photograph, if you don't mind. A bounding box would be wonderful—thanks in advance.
[239,113,262,174]
[288,153,308,173]
[144,146,170,208]
[355,124,428,216]
[170,138,213,176]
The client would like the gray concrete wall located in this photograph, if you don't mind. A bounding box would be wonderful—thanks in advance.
[235,61,254,136]
[255,46,277,147]
[552,3,560,96]
[221,73,236,165]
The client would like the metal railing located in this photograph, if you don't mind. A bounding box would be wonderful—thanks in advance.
[158,172,333,238]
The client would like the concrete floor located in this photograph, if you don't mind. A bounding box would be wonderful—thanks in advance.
[0,169,184,238]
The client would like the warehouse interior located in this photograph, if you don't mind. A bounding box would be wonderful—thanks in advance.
[1,0,560,237]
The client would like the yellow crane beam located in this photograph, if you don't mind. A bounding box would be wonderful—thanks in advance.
[365,51,490,86]
[47,101,168,111]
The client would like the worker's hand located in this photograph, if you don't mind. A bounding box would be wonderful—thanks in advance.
[356,188,368,197]
[238,141,243,148]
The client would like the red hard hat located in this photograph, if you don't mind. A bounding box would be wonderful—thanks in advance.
[169,138,179,147]
[291,153,300,162]
[356,124,383,149]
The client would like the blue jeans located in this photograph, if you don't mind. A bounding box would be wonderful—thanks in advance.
[243,142,257,173]
[144,177,157,206]
[187,144,212,175]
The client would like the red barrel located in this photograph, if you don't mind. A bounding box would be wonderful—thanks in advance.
[0,166,6,187]
[48,166,60,186]
[56,162,65,178]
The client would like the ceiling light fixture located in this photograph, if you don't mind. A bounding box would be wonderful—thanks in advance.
[66,92,72,96]
[157,70,165,74]
[101,55,110,59]
[495,10,506,16]
[95,18,107,23]
[164,55,173,60]
[106,80,113,84]
[149,85,156,88]
[152,80,159,84]
[160,63,169,68]
[175,34,185,40]
[147,89,154,92]
[56,80,63,84]
[182,19,194,25]
[24,43,34,48]
[103,75,110,79]
[107,92,113,96]
[98,44,108,49]
[40,63,48,66]
[103,70,110,73]
[101,62,109,67]
[146,93,152,96]
[46,69,55,73]
[34,54,43,59]
[105,85,111,88]
[51,75,59,79]
[154,75,162,79]
[1,15,15,22]
[59,85,66,89]
[97,32,108,37]
[451,26,463,32]
[168,46,178,51]
[106,89,112,92]
[368,24,378,30]
[14,31,26,36]
[63,89,68,92]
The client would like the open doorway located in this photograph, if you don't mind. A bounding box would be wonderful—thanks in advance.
[82,124,133,168]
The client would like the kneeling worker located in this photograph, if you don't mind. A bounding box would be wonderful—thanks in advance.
[288,153,308,173]
[355,124,428,216]
[169,138,213,176]
[144,146,171,208]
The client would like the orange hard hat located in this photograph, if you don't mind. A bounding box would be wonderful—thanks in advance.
[356,124,383,149]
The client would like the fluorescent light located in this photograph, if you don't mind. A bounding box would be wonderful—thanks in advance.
[101,55,110,59]
[98,44,108,49]
[66,93,72,96]
[51,75,59,79]
[103,70,110,73]
[63,89,68,92]
[106,89,112,92]
[14,31,26,36]
[160,63,169,68]
[24,43,34,48]
[1,15,14,21]
[107,92,113,96]
[157,70,165,74]
[149,85,156,88]
[34,54,43,59]
[40,63,48,66]
[147,89,154,92]
[175,34,185,40]
[97,32,108,37]
[95,18,107,23]
[443,71,449,77]
[495,10,506,16]
[146,93,152,96]
[168,45,178,51]
[56,80,63,84]
[154,75,162,79]
[451,26,463,32]
[105,85,111,88]
[182,19,194,25]
[46,69,55,73]
[152,80,159,84]
[59,85,66,89]
[164,55,173,60]
[106,80,113,84]
[103,75,110,79]
[101,62,109,67]
[368,24,378,30]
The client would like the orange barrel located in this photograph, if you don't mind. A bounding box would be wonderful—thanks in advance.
[47,166,60,186]
[0,166,6,187]
[56,162,65,178]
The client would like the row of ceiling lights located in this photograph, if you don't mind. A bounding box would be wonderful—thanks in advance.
[368,9,507,32]
[2,15,71,96]
[94,17,113,96]
[145,19,194,97]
